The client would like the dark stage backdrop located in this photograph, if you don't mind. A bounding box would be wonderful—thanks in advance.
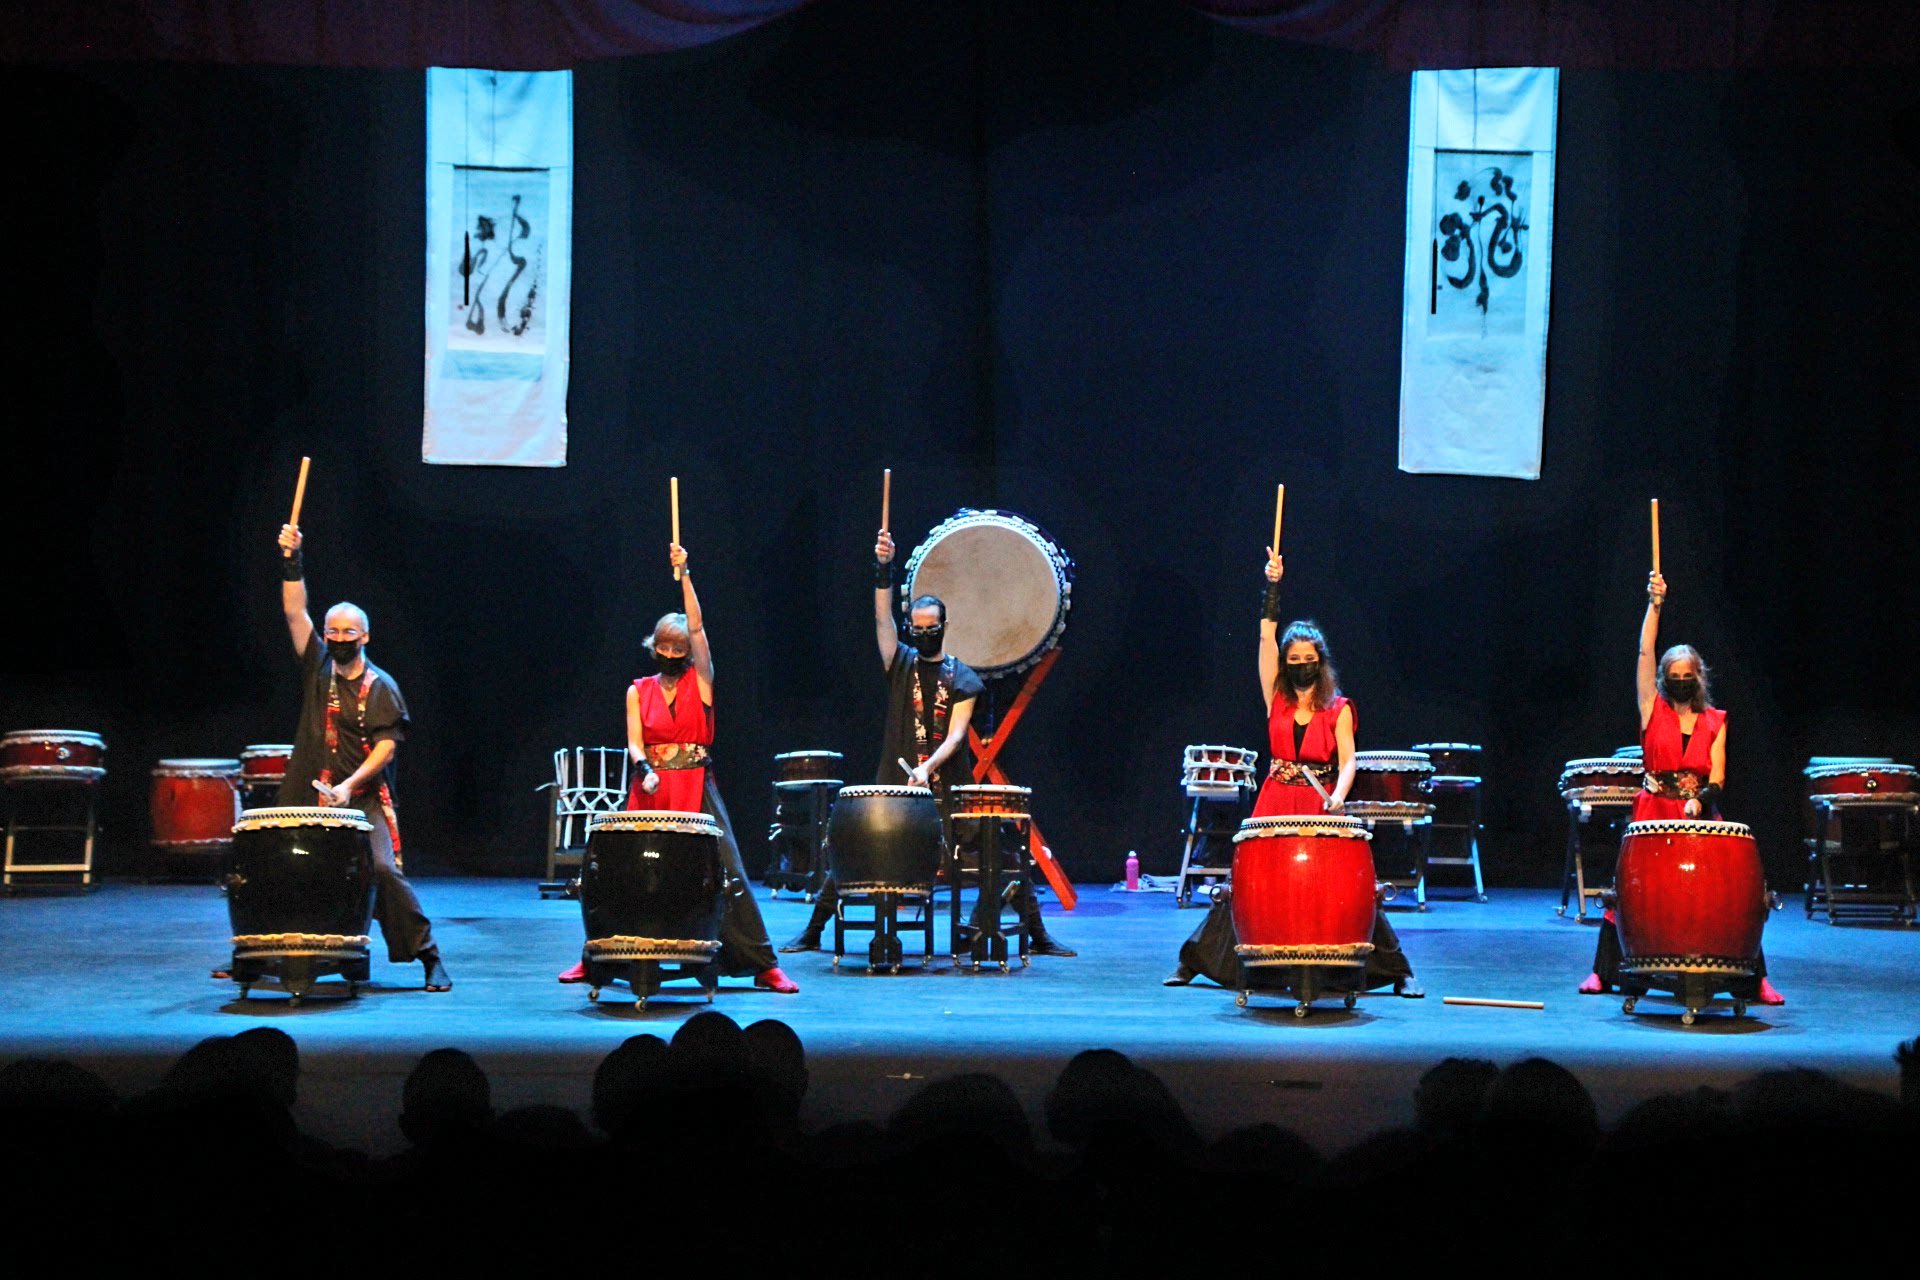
[4,1,1916,889]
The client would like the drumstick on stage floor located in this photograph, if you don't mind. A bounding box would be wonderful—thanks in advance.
[1442,997,1546,1010]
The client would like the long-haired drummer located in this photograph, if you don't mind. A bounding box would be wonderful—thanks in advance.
[267,524,451,991]
[1579,570,1784,1004]
[780,527,1076,957]
[1165,549,1421,996]
[559,542,798,994]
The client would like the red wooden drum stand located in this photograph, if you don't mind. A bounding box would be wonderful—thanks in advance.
[1615,819,1771,1023]
[1226,815,1377,1017]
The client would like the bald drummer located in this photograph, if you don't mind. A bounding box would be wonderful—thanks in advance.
[269,523,451,992]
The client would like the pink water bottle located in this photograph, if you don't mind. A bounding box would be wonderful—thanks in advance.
[1125,849,1140,892]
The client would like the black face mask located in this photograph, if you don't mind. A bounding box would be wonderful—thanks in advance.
[655,652,690,677]
[1286,661,1320,690]
[908,625,945,656]
[1663,676,1699,705]
[326,639,362,665]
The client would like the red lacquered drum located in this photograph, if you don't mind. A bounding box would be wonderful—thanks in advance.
[1412,742,1480,778]
[950,784,1032,820]
[1230,816,1377,967]
[1347,751,1435,816]
[0,731,107,782]
[1803,759,1916,800]
[151,758,243,852]
[239,744,293,799]
[1616,820,1768,978]
[1558,756,1643,797]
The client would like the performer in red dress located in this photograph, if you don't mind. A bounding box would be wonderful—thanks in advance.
[558,542,797,993]
[1578,569,1783,1003]
[1166,550,1420,995]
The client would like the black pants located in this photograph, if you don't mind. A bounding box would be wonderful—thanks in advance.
[367,817,435,964]
[1178,896,1413,991]
[703,779,778,977]
[1591,915,1766,1001]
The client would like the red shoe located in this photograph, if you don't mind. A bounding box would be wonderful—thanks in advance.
[1577,972,1605,995]
[1757,977,1786,1006]
[558,960,588,983]
[755,966,799,994]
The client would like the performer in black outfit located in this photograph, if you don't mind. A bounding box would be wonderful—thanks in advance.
[780,528,1074,957]
[270,523,451,991]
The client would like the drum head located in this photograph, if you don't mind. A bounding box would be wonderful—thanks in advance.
[904,511,1071,677]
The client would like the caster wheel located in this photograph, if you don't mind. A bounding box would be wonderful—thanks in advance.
[288,995,303,1008]
[1344,993,1358,1009]
[1733,1001,1748,1018]
[998,962,1010,974]
[706,990,716,1004]
[1622,997,1637,1014]
[1293,1004,1309,1019]
[588,988,600,1002]
[1235,993,1249,1007]
[831,956,842,969]
[1021,956,1031,968]
[636,998,648,1010]
[1556,906,1567,917]
[889,964,901,975]
[865,966,876,975]
[1475,894,1489,904]
[1681,1010,1697,1026]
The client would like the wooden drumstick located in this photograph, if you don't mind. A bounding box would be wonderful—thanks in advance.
[881,468,892,534]
[285,456,311,557]
[1650,498,1661,576]
[1272,483,1285,555]
[671,476,682,581]
[1443,997,1546,1010]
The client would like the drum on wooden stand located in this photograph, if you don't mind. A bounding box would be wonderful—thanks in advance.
[950,784,1033,971]
[151,759,243,862]
[901,510,1072,678]
[1412,742,1480,779]
[1346,751,1436,816]
[225,806,376,1003]
[238,744,293,807]
[774,751,846,788]
[1615,819,1771,1023]
[0,731,107,782]
[579,811,727,1008]
[825,784,945,971]
[1228,815,1377,1016]
[1558,757,1644,801]
[1800,758,1917,923]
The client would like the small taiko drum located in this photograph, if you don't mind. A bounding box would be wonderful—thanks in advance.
[226,806,376,1001]
[1181,745,1259,793]
[1346,751,1435,816]
[0,730,107,782]
[950,783,1031,821]
[1230,815,1377,1011]
[1411,742,1480,779]
[151,758,243,853]
[581,811,727,977]
[1559,756,1643,798]
[773,750,845,789]
[1615,820,1768,1016]
[1803,759,1916,801]
[827,784,944,895]
[239,744,293,802]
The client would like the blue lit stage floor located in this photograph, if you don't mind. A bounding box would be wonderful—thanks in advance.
[1,881,1914,1155]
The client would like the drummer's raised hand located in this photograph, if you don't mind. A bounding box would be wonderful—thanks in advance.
[1647,570,1667,605]
[279,524,303,555]
[669,542,689,575]
[876,530,896,564]
[1265,547,1284,583]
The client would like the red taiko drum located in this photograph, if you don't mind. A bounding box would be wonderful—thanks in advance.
[1230,816,1376,964]
[239,743,293,803]
[1802,760,1915,800]
[949,783,1032,820]
[1615,820,1768,975]
[151,758,243,852]
[0,730,107,782]
[1347,751,1435,807]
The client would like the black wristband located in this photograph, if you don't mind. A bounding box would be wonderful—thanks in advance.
[281,549,305,581]
[1695,782,1721,807]
[874,558,896,589]
[1261,577,1283,622]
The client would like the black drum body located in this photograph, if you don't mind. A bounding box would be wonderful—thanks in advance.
[225,807,376,1002]
[828,785,944,894]
[579,812,726,1005]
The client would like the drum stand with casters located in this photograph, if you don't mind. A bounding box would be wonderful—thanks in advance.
[1424,777,1488,902]
[3,777,101,891]
[585,952,720,1009]
[1559,791,1636,920]
[767,779,836,900]
[833,888,937,974]
[949,815,1031,972]
[1618,966,1755,1025]
[1804,796,1918,924]
[1174,785,1248,907]
[230,941,371,1006]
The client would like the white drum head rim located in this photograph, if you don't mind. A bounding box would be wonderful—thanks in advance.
[1623,819,1754,839]
[902,509,1072,677]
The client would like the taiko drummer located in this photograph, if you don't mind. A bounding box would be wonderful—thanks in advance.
[558,541,798,994]
[1166,548,1423,996]
[1579,570,1784,1004]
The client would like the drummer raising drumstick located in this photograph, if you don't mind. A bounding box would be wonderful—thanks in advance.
[557,541,798,993]
[781,526,1076,957]
[1165,548,1423,996]
[1578,570,1784,1003]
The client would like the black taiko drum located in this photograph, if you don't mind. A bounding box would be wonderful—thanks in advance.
[581,811,726,966]
[827,784,944,894]
[225,806,377,1001]
[773,750,846,788]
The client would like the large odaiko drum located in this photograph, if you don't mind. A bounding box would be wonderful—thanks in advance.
[1615,819,1770,1023]
[226,806,376,1002]
[827,784,945,894]
[580,811,727,1005]
[902,510,1073,677]
[0,730,107,782]
[1229,815,1377,1016]
[151,758,243,855]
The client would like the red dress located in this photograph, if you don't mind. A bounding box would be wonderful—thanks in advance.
[1253,694,1353,817]
[627,675,714,811]
[1631,697,1726,821]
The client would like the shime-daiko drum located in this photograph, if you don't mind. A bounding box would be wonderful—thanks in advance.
[0,731,107,782]
[902,509,1073,678]
[826,784,945,971]
[1614,819,1771,1024]
[1228,815,1378,1017]
[579,811,726,1008]
[225,806,376,1003]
